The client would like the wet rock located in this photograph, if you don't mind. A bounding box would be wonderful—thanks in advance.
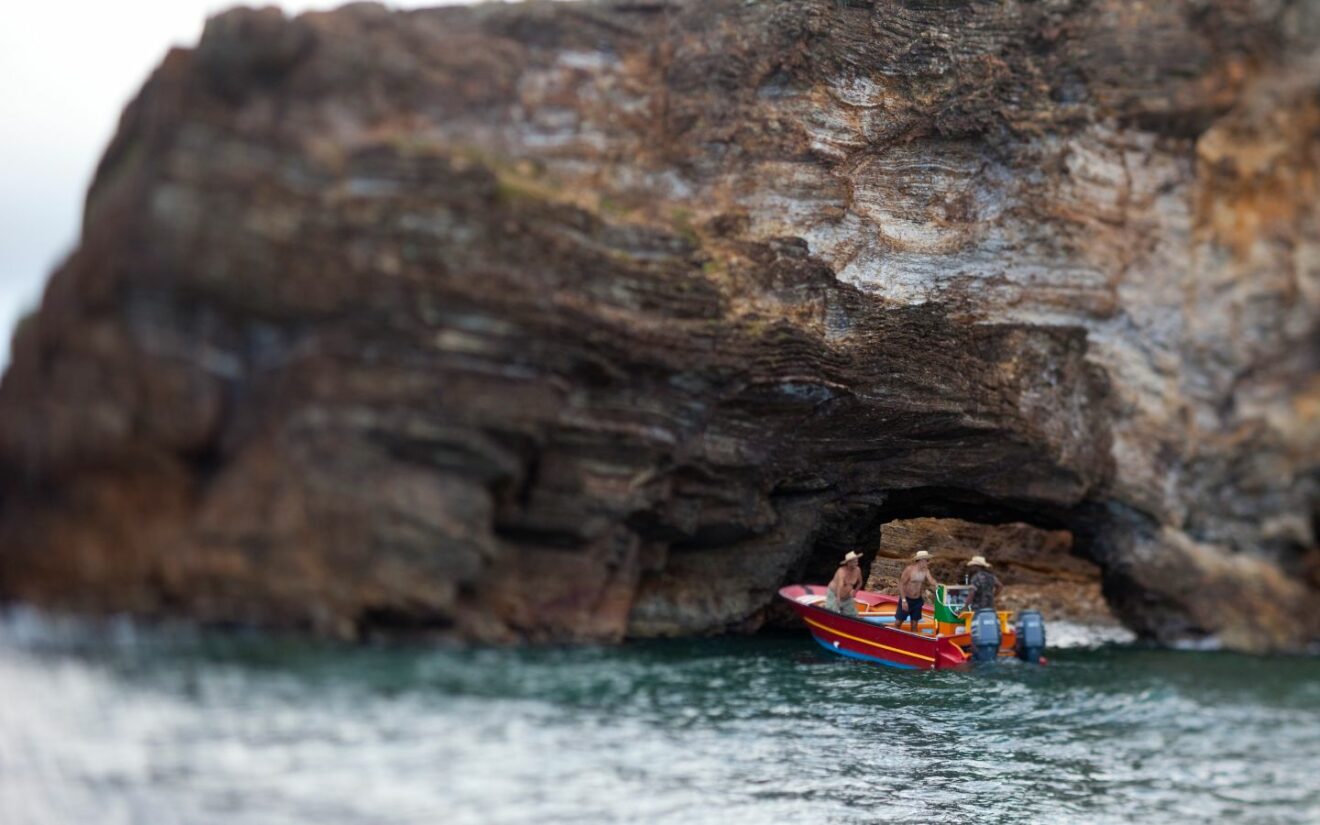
[0,0,1316,651]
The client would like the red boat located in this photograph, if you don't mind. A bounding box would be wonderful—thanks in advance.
[777,583,1041,670]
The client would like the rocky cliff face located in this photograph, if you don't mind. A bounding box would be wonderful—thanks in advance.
[0,0,1316,651]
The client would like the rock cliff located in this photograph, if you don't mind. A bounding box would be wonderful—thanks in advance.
[0,0,1316,651]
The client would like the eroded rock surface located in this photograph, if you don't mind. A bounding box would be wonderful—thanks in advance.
[0,1,1316,650]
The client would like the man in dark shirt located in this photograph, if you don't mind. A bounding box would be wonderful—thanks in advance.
[965,555,1001,611]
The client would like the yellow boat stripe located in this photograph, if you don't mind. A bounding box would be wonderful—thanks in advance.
[803,616,936,663]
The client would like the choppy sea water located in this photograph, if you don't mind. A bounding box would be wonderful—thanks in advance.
[2,609,1318,825]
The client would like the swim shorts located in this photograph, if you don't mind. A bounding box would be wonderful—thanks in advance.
[894,597,924,625]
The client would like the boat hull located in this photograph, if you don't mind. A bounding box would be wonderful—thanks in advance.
[778,584,970,670]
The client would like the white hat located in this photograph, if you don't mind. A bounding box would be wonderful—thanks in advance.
[913,550,932,561]
[841,551,863,564]
[967,555,991,568]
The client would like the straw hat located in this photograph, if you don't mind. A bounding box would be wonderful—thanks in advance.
[913,550,932,561]
[967,555,991,568]
[840,550,863,565]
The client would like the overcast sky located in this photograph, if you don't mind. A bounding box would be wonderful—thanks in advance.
[0,1,472,366]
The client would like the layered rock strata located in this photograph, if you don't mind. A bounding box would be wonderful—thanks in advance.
[0,1,1316,651]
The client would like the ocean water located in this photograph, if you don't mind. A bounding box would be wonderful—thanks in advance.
[1,609,1317,825]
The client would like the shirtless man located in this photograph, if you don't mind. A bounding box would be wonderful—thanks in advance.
[826,551,864,617]
[895,550,938,632]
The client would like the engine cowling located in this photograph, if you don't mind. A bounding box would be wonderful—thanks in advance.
[1015,610,1047,663]
[969,608,1001,663]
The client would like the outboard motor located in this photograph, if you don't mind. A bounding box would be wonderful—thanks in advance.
[969,609,1001,663]
[1015,610,1047,663]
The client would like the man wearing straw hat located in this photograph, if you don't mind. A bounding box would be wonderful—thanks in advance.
[825,551,864,617]
[895,550,938,632]
[964,555,1002,611]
